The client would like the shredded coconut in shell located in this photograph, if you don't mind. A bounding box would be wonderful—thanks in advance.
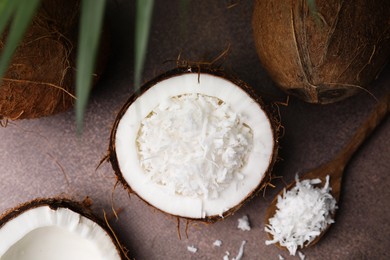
[137,93,253,199]
[265,175,337,255]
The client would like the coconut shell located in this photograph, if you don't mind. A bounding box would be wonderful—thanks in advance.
[0,0,109,120]
[0,197,129,259]
[108,67,280,223]
[252,0,390,104]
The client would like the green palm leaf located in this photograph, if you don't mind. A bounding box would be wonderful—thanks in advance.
[0,0,18,35]
[75,0,106,132]
[0,0,41,80]
[134,0,154,89]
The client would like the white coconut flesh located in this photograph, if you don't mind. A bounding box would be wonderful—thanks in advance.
[115,73,275,218]
[0,206,120,260]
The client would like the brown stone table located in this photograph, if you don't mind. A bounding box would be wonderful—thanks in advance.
[1,1,389,259]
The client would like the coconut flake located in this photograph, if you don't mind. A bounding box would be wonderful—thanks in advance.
[233,240,246,260]
[213,240,223,247]
[237,215,251,231]
[298,251,305,260]
[265,175,337,255]
[137,93,253,199]
[278,254,285,260]
[187,245,197,253]
[221,240,246,260]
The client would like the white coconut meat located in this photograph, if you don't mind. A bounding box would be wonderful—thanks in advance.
[0,205,121,260]
[115,72,275,219]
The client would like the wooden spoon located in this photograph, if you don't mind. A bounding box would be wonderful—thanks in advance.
[265,92,390,250]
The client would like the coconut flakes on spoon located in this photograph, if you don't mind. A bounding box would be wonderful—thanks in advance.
[265,175,337,255]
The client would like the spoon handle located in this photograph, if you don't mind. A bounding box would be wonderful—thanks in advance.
[335,93,390,167]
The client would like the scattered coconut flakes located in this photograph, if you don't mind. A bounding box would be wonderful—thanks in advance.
[298,251,305,260]
[222,241,246,260]
[233,240,247,260]
[237,215,251,231]
[278,254,285,260]
[137,93,253,199]
[213,240,223,247]
[187,245,198,253]
[265,175,337,256]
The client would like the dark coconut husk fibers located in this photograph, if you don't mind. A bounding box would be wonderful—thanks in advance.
[252,0,390,104]
[0,0,109,120]
[108,65,281,224]
[0,197,131,259]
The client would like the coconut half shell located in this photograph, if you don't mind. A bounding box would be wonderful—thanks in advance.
[252,0,390,104]
[109,67,279,222]
[0,198,128,259]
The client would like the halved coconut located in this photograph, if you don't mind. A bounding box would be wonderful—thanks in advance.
[0,198,127,259]
[109,68,279,222]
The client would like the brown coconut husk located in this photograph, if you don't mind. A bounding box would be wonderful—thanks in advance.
[108,66,281,223]
[0,0,109,120]
[252,0,390,104]
[0,197,130,259]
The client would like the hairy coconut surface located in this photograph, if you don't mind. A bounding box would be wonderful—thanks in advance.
[0,198,129,259]
[109,67,280,223]
[252,0,390,104]
[0,0,109,120]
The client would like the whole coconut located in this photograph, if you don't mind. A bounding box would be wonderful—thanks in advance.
[0,0,108,120]
[252,0,390,104]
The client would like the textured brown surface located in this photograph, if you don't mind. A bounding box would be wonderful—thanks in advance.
[0,1,389,259]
